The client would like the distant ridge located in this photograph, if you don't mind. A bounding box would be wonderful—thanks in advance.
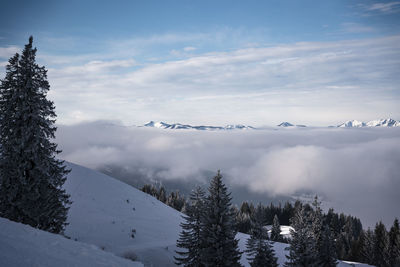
[338,118,400,128]
[141,119,400,130]
[144,121,255,130]
[277,122,307,128]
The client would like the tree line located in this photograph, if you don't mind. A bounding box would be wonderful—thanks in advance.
[142,179,400,266]
[173,171,343,267]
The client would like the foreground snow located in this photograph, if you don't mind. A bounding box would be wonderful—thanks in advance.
[63,162,183,266]
[0,217,143,267]
[0,162,375,266]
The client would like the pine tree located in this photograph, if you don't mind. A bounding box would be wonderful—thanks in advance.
[373,221,390,267]
[158,186,167,203]
[270,214,281,242]
[285,204,318,267]
[311,196,323,251]
[318,225,337,266]
[202,170,242,267]
[389,218,400,267]
[0,36,70,234]
[246,204,278,267]
[175,186,206,267]
[310,196,337,265]
[362,228,375,265]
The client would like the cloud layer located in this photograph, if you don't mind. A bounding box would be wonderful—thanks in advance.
[56,123,400,227]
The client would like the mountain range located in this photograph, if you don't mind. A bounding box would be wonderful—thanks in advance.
[143,118,400,130]
[144,121,255,130]
[337,118,400,128]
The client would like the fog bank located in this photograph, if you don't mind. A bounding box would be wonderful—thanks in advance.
[56,122,400,227]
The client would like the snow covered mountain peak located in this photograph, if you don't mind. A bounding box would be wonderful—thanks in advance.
[143,121,254,130]
[338,118,400,128]
[277,122,294,127]
[277,122,307,128]
[338,120,366,128]
[365,118,400,127]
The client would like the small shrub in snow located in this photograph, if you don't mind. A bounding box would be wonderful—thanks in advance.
[131,228,136,238]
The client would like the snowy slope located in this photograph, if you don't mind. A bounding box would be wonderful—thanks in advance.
[63,162,183,266]
[0,217,143,267]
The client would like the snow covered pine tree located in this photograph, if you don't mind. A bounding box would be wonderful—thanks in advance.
[202,170,242,267]
[175,186,206,267]
[246,203,278,267]
[285,204,318,267]
[312,196,337,266]
[0,37,70,234]
[270,214,281,242]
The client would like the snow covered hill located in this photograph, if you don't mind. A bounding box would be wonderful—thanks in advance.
[144,121,254,130]
[63,162,183,266]
[0,217,143,267]
[0,162,374,266]
[338,118,400,128]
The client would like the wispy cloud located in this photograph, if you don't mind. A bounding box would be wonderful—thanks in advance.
[0,46,20,59]
[41,35,400,126]
[367,1,400,13]
[341,22,376,33]
[183,46,196,52]
[358,1,400,15]
[1,34,399,126]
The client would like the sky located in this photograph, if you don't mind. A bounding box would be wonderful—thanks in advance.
[0,0,399,126]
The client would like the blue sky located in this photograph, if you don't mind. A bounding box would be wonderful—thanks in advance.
[0,0,400,126]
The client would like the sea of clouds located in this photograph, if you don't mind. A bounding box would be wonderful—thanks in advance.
[56,122,400,227]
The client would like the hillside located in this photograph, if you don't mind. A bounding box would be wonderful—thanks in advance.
[1,162,374,266]
[0,217,143,267]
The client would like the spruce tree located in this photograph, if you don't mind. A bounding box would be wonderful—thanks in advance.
[373,221,390,267]
[270,214,281,242]
[175,186,206,267]
[318,225,337,266]
[389,218,400,267]
[285,204,318,267]
[310,196,337,265]
[158,186,167,203]
[362,228,375,265]
[202,171,242,267]
[0,36,70,234]
[311,196,323,253]
[246,204,278,267]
